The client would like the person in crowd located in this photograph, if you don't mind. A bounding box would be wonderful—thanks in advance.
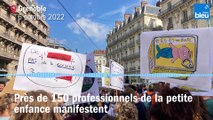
[150,87,209,120]
[115,101,138,120]
[203,96,213,119]
[124,87,148,120]
[137,85,143,96]
[0,82,6,92]
[0,93,16,120]
[144,85,156,111]
[129,85,140,98]
[142,85,147,94]
[13,90,63,120]
[101,114,115,120]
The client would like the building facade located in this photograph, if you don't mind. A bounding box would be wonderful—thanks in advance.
[48,40,71,51]
[106,1,163,84]
[94,50,107,73]
[158,0,213,30]
[0,0,49,80]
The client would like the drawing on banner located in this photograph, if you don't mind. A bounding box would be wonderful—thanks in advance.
[23,45,84,87]
[81,53,99,97]
[101,66,110,87]
[110,60,124,91]
[14,43,86,96]
[141,28,213,92]
[148,35,198,80]
[82,65,95,92]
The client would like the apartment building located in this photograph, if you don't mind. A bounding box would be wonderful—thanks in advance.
[94,50,107,73]
[0,0,49,81]
[158,0,213,30]
[48,40,71,51]
[106,1,163,84]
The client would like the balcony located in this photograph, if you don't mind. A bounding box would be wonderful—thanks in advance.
[129,67,136,71]
[128,42,135,48]
[121,56,128,61]
[0,49,19,60]
[117,26,142,42]
[17,9,49,36]
[0,32,22,46]
[14,23,25,32]
[122,52,140,61]
[0,13,15,25]
[19,0,29,7]
[123,44,128,49]
[2,0,12,6]
[159,0,190,17]
[181,14,194,24]
[118,47,122,51]
[136,39,140,44]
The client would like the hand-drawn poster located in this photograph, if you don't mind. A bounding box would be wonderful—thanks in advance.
[14,43,86,96]
[101,66,110,88]
[66,53,100,105]
[140,28,213,91]
[109,59,124,91]
[81,53,99,97]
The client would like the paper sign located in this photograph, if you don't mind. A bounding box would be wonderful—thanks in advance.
[14,43,86,96]
[109,59,124,91]
[140,28,213,91]
[65,53,99,105]
[81,53,99,97]
[101,66,110,88]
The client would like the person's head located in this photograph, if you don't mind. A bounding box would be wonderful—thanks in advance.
[0,93,16,117]
[0,82,6,92]
[124,87,135,96]
[150,87,208,120]
[115,102,138,120]
[13,90,63,120]
[128,85,139,95]
[148,85,154,92]
[101,114,115,120]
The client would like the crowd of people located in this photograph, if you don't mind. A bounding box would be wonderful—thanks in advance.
[0,82,213,120]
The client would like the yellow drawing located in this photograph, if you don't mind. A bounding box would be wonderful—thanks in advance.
[149,35,198,80]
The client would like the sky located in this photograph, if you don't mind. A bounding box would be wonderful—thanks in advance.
[36,0,158,53]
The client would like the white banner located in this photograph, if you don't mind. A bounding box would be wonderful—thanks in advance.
[81,53,99,97]
[140,28,213,92]
[14,43,86,96]
[101,66,110,88]
[109,59,124,91]
[66,53,100,105]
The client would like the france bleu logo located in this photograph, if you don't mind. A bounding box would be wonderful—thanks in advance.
[194,4,210,20]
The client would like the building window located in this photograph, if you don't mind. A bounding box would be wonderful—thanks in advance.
[167,2,172,10]
[167,17,173,30]
[182,10,188,21]
[190,6,193,17]
[192,22,197,28]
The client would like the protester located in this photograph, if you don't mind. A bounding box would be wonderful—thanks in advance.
[115,101,138,120]
[101,114,115,120]
[203,96,213,120]
[144,85,155,111]
[150,87,208,120]
[13,90,63,120]
[129,85,140,98]
[124,87,148,120]
[0,93,16,120]
[0,82,6,92]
